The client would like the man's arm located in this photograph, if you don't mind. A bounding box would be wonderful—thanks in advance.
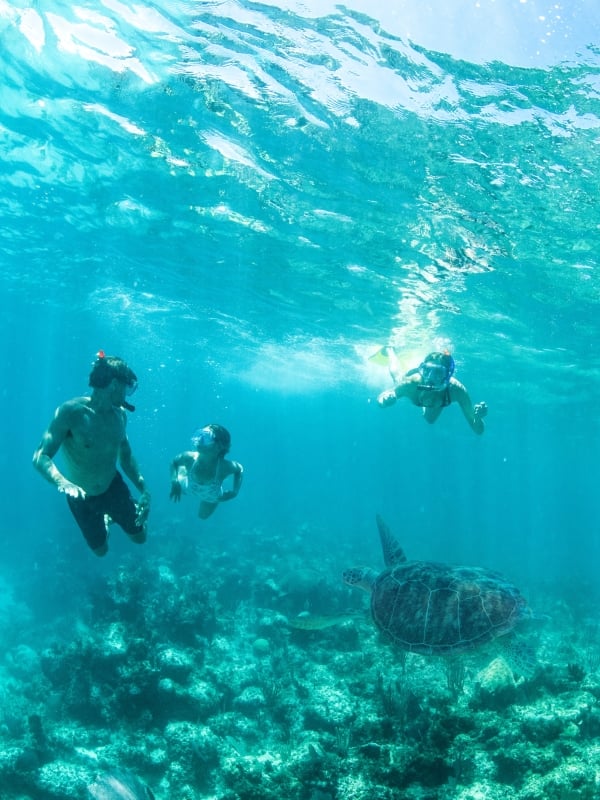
[221,461,244,502]
[32,405,85,498]
[119,436,151,523]
[452,382,487,435]
[119,436,147,493]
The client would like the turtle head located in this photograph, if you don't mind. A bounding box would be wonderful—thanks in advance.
[343,567,376,593]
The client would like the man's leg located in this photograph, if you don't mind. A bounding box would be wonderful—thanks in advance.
[105,473,147,545]
[66,495,110,556]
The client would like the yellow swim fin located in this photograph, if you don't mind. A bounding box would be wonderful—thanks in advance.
[368,346,390,366]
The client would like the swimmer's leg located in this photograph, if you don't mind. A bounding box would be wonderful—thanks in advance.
[198,501,218,520]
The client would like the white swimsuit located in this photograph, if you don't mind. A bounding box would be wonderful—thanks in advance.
[189,479,222,504]
[178,464,222,504]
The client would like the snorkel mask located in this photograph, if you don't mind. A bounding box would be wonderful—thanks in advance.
[410,352,455,390]
[89,351,138,412]
[419,362,450,389]
[191,423,232,453]
[191,426,217,449]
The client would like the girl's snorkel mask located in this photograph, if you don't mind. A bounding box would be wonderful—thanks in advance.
[191,426,217,449]
[191,424,231,453]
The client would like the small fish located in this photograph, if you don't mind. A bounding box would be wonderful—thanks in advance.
[288,611,362,630]
[87,769,155,800]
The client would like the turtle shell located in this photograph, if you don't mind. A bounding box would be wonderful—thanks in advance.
[370,560,530,656]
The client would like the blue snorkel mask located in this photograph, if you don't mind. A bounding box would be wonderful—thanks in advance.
[191,427,217,449]
[407,352,455,390]
[419,361,451,389]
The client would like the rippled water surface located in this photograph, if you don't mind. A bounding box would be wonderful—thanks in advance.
[1,0,600,601]
[2,0,598,390]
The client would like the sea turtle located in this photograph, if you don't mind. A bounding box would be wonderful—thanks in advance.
[343,514,533,657]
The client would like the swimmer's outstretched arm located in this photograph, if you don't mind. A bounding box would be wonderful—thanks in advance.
[377,379,412,407]
[452,382,487,435]
[32,404,86,499]
[169,451,195,501]
[221,461,244,502]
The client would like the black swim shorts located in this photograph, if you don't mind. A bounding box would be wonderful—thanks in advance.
[67,471,144,552]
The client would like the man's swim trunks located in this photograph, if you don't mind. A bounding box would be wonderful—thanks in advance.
[67,471,143,552]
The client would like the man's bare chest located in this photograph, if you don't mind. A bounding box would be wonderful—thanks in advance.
[68,411,123,453]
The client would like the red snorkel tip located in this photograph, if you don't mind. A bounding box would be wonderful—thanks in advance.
[97,350,105,359]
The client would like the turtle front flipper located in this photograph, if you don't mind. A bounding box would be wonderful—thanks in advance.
[376,514,407,567]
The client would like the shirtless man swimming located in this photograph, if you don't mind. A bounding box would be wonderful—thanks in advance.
[377,349,488,435]
[169,424,243,519]
[33,352,151,556]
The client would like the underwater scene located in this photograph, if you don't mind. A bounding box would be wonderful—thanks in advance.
[2,0,600,798]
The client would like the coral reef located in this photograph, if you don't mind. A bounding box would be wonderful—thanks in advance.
[1,527,600,799]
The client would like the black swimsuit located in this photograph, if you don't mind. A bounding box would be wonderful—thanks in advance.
[66,471,143,552]
[416,385,451,408]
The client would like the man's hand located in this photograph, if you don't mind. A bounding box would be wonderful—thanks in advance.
[378,390,396,408]
[220,490,236,502]
[474,401,488,419]
[57,479,86,500]
[136,490,151,525]
[169,481,182,502]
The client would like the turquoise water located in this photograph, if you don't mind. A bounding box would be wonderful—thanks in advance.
[2,1,600,798]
